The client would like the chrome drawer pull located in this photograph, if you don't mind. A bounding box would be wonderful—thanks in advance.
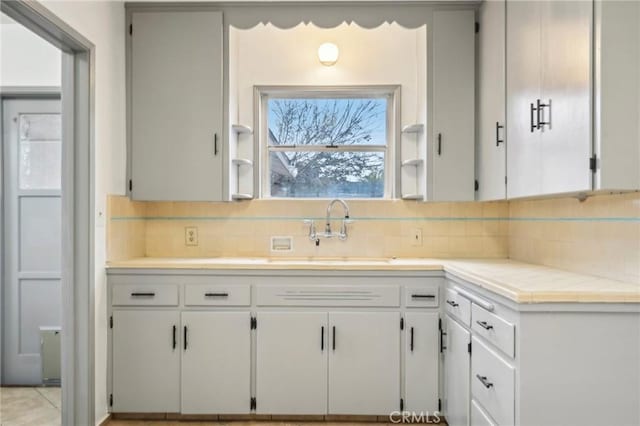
[204,292,229,297]
[476,374,494,389]
[131,292,155,297]
[446,300,459,307]
[476,320,494,330]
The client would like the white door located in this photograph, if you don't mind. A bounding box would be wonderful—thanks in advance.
[444,316,471,426]
[2,99,61,384]
[540,0,592,194]
[506,0,543,198]
[431,10,476,201]
[477,0,507,201]
[328,312,400,415]
[181,311,251,414]
[256,312,328,415]
[404,312,439,413]
[130,11,224,201]
[112,310,180,413]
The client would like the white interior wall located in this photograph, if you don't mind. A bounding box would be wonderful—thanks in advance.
[0,15,61,86]
[229,23,427,197]
[36,1,126,424]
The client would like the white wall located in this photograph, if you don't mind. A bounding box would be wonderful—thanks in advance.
[0,15,61,86]
[229,23,427,196]
[37,1,126,424]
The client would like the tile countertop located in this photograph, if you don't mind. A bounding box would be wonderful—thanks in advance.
[106,257,640,304]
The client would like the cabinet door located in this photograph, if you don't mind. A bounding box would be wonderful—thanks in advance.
[444,316,470,426]
[477,0,507,201]
[404,312,439,413]
[431,10,476,201]
[256,312,328,414]
[130,11,223,201]
[112,310,180,412]
[181,312,251,414]
[506,0,543,198]
[540,0,592,194]
[328,312,400,415]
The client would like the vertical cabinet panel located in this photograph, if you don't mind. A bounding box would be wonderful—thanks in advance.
[506,0,543,198]
[444,317,471,426]
[477,0,507,201]
[130,11,223,201]
[181,312,251,414]
[256,312,328,415]
[112,310,180,413]
[404,312,439,413]
[431,10,476,201]
[540,0,592,194]
[328,312,400,415]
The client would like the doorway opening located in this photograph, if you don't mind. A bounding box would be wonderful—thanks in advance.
[1,1,95,424]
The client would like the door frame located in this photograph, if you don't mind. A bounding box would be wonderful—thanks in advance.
[0,1,95,424]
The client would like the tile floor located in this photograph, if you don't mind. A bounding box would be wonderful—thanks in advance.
[0,387,61,426]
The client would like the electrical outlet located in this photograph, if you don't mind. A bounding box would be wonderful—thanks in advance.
[410,228,423,246]
[185,227,198,246]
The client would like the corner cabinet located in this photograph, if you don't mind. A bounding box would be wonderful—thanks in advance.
[506,0,592,198]
[128,10,224,201]
[476,0,506,201]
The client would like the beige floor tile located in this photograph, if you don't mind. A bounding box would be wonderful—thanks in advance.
[0,386,61,426]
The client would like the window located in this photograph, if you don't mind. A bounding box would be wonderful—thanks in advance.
[259,87,398,198]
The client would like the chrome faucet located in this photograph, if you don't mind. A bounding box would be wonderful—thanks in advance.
[325,199,350,238]
[303,199,352,244]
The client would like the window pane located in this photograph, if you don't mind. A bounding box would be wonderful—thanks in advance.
[19,114,62,190]
[268,98,387,146]
[269,151,384,198]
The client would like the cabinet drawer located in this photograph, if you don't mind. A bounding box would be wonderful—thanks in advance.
[184,284,250,306]
[445,288,471,326]
[405,284,439,308]
[471,399,497,426]
[471,337,515,426]
[112,284,179,306]
[472,304,515,358]
[256,285,399,307]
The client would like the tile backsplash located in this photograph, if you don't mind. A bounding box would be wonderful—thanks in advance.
[107,192,640,284]
[509,192,640,284]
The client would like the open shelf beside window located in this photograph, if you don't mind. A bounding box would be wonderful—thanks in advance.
[232,124,253,134]
[401,124,424,134]
[401,194,424,201]
[401,158,424,167]
[230,123,254,201]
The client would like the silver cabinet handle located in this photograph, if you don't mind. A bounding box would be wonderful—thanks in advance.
[476,374,494,389]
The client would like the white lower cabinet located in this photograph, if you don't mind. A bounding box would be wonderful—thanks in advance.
[404,312,439,413]
[471,399,496,426]
[181,311,251,414]
[112,310,180,413]
[328,312,401,415]
[256,312,328,415]
[444,316,470,426]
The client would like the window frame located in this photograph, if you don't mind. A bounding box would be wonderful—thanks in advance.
[255,85,401,200]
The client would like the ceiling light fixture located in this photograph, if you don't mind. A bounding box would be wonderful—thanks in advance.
[318,42,339,66]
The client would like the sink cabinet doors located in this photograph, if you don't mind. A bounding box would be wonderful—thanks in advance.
[256,311,401,416]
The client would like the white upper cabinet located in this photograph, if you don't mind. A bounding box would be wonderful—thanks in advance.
[506,1,592,198]
[594,0,640,190]
[476,0,506,201]
[129,10,224,201]
[431,10,476,201]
